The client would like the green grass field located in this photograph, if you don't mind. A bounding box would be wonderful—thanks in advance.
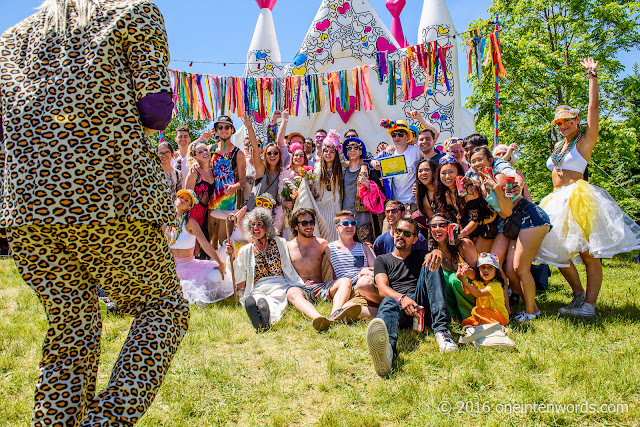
[1,255,639,426]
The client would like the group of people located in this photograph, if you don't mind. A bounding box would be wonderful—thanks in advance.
[155,58,640,378]
[3,0,640,424]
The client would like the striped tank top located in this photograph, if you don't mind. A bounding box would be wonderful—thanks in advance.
[328,241,369,284]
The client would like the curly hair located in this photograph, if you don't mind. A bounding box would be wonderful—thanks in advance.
[290,208,316,238]
[243,207,277,241]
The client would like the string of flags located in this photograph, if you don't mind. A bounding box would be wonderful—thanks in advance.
[170,35,505,122]
[464,29,506,83]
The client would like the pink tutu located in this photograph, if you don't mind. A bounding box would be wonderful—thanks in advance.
[175,256,234,306]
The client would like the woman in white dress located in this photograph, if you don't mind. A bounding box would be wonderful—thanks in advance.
[166,190,233,306]
[539,58,640,318]
[312,129,344,242]
[227,207,304,332]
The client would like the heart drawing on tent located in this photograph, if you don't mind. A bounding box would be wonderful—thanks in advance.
[336,96,356,123]
[409,76,425,100]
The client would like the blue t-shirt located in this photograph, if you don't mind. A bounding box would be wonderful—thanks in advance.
[373,230,429,256]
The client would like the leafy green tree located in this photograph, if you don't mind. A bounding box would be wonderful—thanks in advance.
[148,117,211,149]
[465,0,640,219]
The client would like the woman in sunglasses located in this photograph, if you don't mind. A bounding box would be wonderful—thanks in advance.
[443,137,470,174]
[435,158,492,266]
[539,58,640,318]
[312,129,344,242]
[167,190,232,306]
[185,142,216,255]
[226,208,305,332]
[341,137,383,244]
[426,213,477,321]
[412,159,438,236]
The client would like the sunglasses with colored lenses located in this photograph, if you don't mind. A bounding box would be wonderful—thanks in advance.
[430,222,449,229]
[385,208,403,215]
[439,156,456,164]
[217,125,232,131]
[265,151,279,156]
[250,222,264,228]
[394,228,417,237]
[391,131,406,138]
[255,200,273,209]
[315,135,326,140]
[554,118,574,127]
[346,145,361,151]
[338,220,357,227]
[299,220,315,227]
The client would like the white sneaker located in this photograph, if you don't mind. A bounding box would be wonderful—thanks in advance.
[366,318,393,376]
[435,331,458,353]
[560,302,596,318]
[558,291,586,314]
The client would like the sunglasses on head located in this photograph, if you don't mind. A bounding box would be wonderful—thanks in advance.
[217,125,232,131]
[394,227,417,238]
[338,220,357,227]
[255,200,273,209]
[439,156,456,165]
[250,221,264,228]
[430,221,449,229]
[391,131,406,138]
[299,220,315,227]
[346,145,361,152]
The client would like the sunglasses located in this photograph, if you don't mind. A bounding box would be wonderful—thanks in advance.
[391,131,406,138]
[250,222,264,228]
[439,156,456,165]
[217,125,232,131]
[299,220,315,227]
[394,228,417,238]
[385,208,403,215]
[346,145,361,152]
[255,200,273,209]
[338,220,357,227]
[430,222,449,229]
[265,151,279,156]
[315,135,326,140]
[554,118,574,127]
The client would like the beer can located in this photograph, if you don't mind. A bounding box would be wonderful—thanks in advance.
[455,176,467,196]
[447,223,458,245]
[413,306,425,332]
[484,167,494,178]
[505,176,515,197]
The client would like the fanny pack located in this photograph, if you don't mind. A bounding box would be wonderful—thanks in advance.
[502,200,526,240]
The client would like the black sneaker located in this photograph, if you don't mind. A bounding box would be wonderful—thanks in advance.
[244,296,262,331]
[256,298,271,331]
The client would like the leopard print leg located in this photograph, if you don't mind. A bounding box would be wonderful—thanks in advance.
[73,221,189,426]
[8,225,102,427]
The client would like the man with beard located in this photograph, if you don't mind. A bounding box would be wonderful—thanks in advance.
[366,218,456,377]
[286,209,361,331]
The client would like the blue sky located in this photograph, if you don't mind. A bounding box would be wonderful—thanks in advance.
[2,0,638,107]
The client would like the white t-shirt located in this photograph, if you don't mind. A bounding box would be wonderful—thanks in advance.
[392,144,421,204]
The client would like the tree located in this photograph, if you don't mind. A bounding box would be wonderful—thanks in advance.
[465,0,640,219]
[148,117,211,149]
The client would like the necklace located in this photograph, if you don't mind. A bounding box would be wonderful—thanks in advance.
[551,133,583,177]
[254,238,269,254]
[165,211,189,246]
[326,169,333,191]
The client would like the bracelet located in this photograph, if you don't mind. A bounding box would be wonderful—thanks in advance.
[492,184,500,191]
[462,228,469,236]
[588,70,597,78]
[397,294,407,305]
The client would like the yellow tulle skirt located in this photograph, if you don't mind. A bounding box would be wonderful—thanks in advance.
[535,180,640,267]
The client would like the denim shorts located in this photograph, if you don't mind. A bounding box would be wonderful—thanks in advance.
[497,199,551,233]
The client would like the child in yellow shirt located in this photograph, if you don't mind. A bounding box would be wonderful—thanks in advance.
[456,253,509,326]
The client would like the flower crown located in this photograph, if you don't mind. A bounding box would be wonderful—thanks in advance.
[323,129,342,148]
[289,142,303,153]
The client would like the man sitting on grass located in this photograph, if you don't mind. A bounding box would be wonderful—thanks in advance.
[373,200,428,256]
[287,209,361,331]
[366,217,456,377]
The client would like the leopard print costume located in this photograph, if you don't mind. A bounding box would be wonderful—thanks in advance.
[0,1,189,425]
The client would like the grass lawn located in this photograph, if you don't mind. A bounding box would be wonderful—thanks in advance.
[1,255,639,426]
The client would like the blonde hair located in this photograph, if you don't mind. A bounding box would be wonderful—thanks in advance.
[39,0,102,34]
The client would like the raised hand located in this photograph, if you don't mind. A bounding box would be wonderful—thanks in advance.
[406,109,424,121]
[281,109,290,121]
[241,114,253,128]
[581,57,598,74]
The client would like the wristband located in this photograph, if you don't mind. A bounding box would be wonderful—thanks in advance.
[397,294,407,305]
[462,228,469,236]
[492,184,500,191]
